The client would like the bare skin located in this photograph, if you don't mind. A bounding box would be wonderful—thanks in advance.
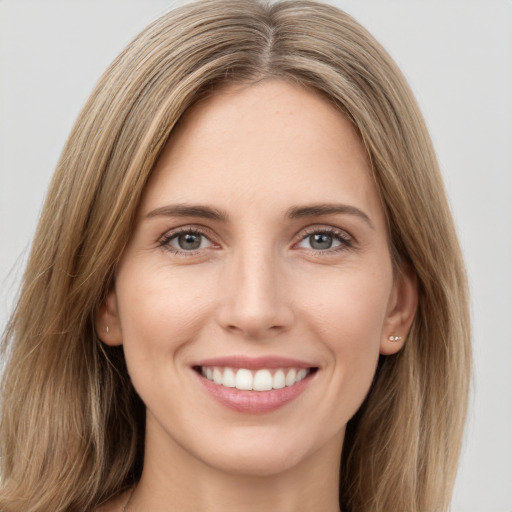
[96,490,132,512]
[97,79,417,512]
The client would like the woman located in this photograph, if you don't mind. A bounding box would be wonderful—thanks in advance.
[0,1,471,511]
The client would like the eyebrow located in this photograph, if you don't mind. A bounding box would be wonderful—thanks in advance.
[286,203,375,229]
[145,204,228,221]
[145,202,374,229]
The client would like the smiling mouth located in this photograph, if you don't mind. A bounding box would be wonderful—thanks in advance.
[193,366,318,391]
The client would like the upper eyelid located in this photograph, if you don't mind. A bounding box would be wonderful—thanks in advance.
[300,225,351,237]
[294,224,353,243]
[160,224,217,240]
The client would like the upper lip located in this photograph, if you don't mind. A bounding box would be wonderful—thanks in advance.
[192,355,317,370]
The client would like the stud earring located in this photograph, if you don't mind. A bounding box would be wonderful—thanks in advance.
[106,325,110,334]
[389,335,402,342]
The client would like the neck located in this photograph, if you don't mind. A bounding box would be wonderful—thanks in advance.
[129,416,343,512]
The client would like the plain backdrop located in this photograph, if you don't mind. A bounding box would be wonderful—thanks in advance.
[1,1,511,510]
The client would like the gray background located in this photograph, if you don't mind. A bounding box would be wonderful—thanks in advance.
[1,1,511,510]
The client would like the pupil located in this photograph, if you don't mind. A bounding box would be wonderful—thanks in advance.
[179,233,201,250]
[310,233,332,250]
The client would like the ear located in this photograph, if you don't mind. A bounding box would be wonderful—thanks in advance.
[380,266,418,355]
[96,288,123,346]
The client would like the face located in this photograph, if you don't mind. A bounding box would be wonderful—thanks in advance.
[99,79,416,478]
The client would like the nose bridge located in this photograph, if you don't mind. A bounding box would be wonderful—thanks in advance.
[217,238,293,337]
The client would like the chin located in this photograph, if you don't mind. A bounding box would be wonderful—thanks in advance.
[207,448,306,478]
[195,424,340,478]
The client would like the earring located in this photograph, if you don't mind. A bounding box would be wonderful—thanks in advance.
[389,335,402,342]
[106,325,110,334]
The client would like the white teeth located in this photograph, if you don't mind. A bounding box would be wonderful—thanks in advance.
[200,366,311,391]
[253,369,273,391]
[223,368,236,388]
[296,369,307,382]
[285,368,296,386]
[235,369,253,390]
[272,369,286,389]
[213,367,223,385]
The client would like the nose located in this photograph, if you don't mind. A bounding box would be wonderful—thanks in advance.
[215,246,295,339]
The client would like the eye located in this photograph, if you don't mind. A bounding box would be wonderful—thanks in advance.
[296,228,351,252]
[160,229,214,253]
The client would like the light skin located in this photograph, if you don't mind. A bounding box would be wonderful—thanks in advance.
[97,79,417,512]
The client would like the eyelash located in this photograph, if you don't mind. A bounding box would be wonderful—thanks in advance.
[158,225,353,256]
[296,226,353,254]
[158,227,216,256]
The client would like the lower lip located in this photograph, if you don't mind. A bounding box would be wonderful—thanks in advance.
[195,371,314,414]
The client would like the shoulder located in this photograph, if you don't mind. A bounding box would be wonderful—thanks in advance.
[94,489,132,512]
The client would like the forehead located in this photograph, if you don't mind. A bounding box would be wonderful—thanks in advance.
[139,79,383,228]
[162,79,367,172]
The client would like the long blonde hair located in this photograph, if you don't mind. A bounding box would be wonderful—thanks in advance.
[0,1,471,510]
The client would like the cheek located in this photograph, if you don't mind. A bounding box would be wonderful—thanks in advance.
[298,268,391,411]
[115,262,216,374]
[301,265,392,344]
